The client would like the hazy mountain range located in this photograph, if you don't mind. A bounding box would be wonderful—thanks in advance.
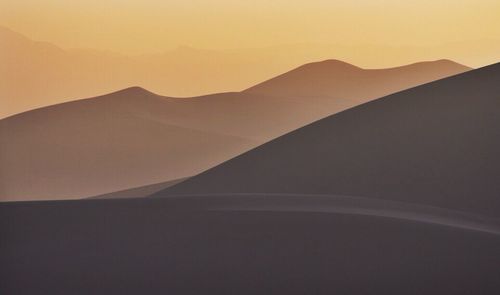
[1,25,494,118]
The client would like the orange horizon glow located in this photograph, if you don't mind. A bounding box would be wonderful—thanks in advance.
[1,0,499,67]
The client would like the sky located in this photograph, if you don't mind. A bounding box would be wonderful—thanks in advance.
[1,0,500,55]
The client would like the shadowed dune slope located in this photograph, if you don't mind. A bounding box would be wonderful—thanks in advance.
[89,178,189,199]
[1,195,500,294]
[157,63,500,218]
[0,59,468,201]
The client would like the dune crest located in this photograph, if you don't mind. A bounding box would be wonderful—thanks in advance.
[244,58,471,100]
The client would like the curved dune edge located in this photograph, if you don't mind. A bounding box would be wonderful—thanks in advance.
[129,193,500,234]
[7,193,499,235]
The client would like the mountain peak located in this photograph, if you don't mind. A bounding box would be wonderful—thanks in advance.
[407,59,472,71]
[110,86,157,96]
[244,58,471,98]
[0,25,33,43]
[435,59,472,69]
[298,59,362,71]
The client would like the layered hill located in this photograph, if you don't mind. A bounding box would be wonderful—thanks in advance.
[0,60,470,201]
[245,59,470,100]
[157,63,500,218]
[0,25,478,119]
[0,88,252,201]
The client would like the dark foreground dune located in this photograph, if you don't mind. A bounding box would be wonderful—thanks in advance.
[157,63,500,218]
[1,195,500,294]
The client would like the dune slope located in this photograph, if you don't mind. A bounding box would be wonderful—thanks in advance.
[158,63,500,218]
[0,88,257,201]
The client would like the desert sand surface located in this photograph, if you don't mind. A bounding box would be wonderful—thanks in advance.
[0,59,469,201]
[158,63,500,218]
[1,64,499,295]
[1,195,499,294]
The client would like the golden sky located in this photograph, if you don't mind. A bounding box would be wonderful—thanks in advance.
[1,0,500,55]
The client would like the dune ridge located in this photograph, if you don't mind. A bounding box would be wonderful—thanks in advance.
[156,63,500,218]
[244,59,470,100]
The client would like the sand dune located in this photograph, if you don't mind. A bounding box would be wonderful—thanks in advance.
[1,61,499,294]
[245,59,470,100]
[0,59,470,201]
[1,194,500,294]
[158,63,500,218]
[0,88,257,201]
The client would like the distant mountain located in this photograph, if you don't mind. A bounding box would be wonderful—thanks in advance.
[157,63,500,218]
[0,26,131,118]
[0,25,487,119]
[245,59,471,100]
[0,59,471,201]
[0,27,356,118]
